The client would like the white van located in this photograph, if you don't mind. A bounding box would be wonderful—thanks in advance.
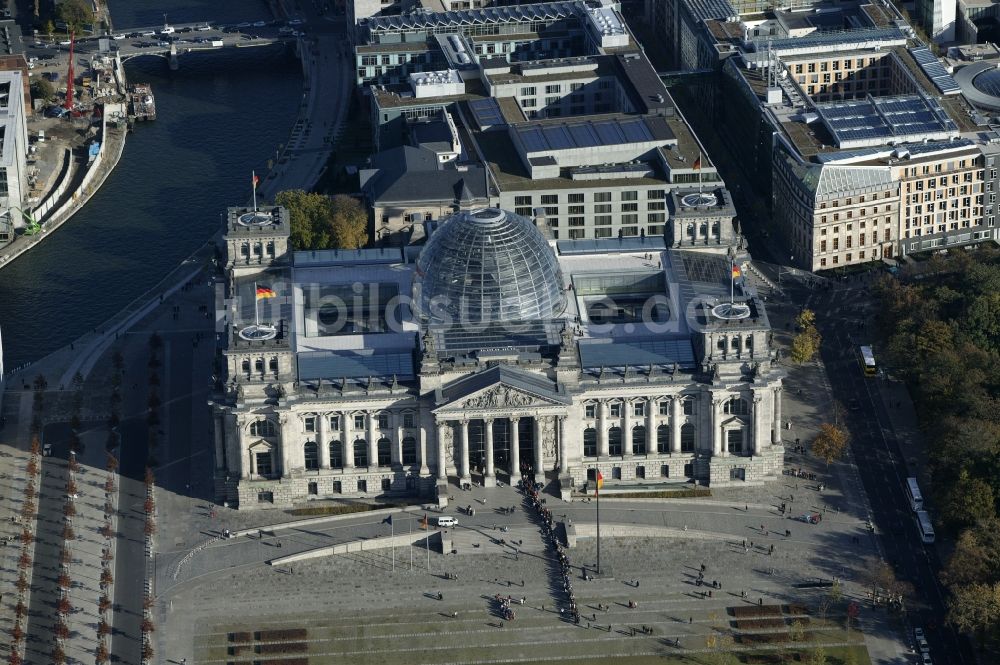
[436,516,457,528]
[161,25,175,34]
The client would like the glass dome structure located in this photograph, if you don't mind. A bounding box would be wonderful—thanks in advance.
[415,208,566,324]
[974,68,1000,98]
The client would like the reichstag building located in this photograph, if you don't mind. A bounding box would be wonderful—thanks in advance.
[211,199,784,508]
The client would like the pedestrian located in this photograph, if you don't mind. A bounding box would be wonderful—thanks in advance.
[500,621,504,628]
[745,504,748,512]
[759,598,763,606]
[689,617,693,624]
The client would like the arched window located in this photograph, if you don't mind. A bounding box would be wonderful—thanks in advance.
[731,337,739,350]
[377,437,392,467]
[304,441,318,470]
[717,337,726,350]
[353,439,368,467]
[329,440,343,468]
[631,425,647,455]
[681,423,695,453]
[583,428,597,457]
[249,420,276,438]
[242,359,251,374]
[724,398,749,415]
[657,424,670,453]
[608,426,622,456]
[746,335,753,350]
[254,358,264,373]
[402,436,417,464]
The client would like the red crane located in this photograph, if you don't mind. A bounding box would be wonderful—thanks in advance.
[63,31,74,111]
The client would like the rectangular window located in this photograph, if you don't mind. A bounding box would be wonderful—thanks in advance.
[545,84,561,94]
[304,416,316,433]
[520,86,536,96]
[610,403,621,417]
[622,191,638,201]
[403,413,414,428]
[514,195,532,206]
[541,194,558,205]
[568,205,585,215]
[568,193,584,203]
[622,203,638,212]
[330,415,340,431]
[659,401,670,416]
[255,452,272,477]
[585,404,596,418]
[354,415,366,430]
[682,399,695,415]
[594,192,612,202]
[568,217,585,227]
[594,215,612,225]
[595,204,612,213]
[633,402,644,417]
[568,228,585,239]
[378,414,390,429]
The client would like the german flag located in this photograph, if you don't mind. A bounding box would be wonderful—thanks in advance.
[595,470,604,497]
[256,285,277,300]
[731,263,741,280]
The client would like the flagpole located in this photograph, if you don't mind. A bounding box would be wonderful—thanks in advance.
[409,517,413,571]
[252,170,258,213]
[254,281,259,326]
[697,152,702,194]
[391,518,395,573]
[731,261,735,305]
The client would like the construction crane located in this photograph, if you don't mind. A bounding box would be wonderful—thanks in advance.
[63,31,74,112]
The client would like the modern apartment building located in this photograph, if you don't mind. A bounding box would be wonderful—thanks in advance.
[0,70,29,250]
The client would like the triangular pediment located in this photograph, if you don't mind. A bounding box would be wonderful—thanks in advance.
[434,365,572,413]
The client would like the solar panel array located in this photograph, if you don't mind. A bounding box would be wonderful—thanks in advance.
[367,1,581,32]
[910,48,961,95]
[468,98,505,129]
[816,95,958,147]
[516,117,655,153]
[815,137,975,163]
[578,338,696,369]
[297,351,415,380]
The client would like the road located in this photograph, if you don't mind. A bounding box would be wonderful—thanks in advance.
[797,279,973,665]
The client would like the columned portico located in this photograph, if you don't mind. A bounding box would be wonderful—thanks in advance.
[533,417,544,479]
[670,397,681,454]
[510,417,521,481]
[711,398,724,457]
[435,420,448,481]
[772,387,782,444]
[317,413,330,469]
[483,418,496,487]
[459,420,471,483]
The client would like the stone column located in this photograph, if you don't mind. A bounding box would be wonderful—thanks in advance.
[753,394,764,455]
[459,420,471,483]
[435,420,448,481]
[510,417,521,481]
[558,415,569,474]
[598,402,609,458]
[646,398,655,455]
[533,417,544,478]
[317,413,330,469]
[342,412,354,469]
[278,414,297,477]
[367,412,377,468]
[671,397,682,454]
[772,387,782,444]
[418,423,430,476]
[623,400,632,458]
[213,413,225,470]
[483,418,496,487]
[393,422,403,467]
[712,399,724,457]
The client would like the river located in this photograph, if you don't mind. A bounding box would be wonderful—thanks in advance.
[0,1,303,370]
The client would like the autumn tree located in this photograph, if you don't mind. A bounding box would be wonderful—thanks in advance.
[275,190,368,250]
[55,0,93,31]
[812,423,849,466]
[790,309,822,363]
[95,641,109,664]
[948,582,1000,649]
[941,470,996,530]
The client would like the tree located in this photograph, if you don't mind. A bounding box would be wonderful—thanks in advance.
[942,520,1000,588]
[140,617,155,633]
[95,641,109,664]
[964,293,1000,356]
[97,620,110,638]
[56,0,94,32]
[275,190,369,250]
[812,423,849,466]
[795,309,816,330]
[947,582,1000,648]
[807,645,827,665]
[98,595,111,614]
[941,470,996,530]
[30,78,54,103]
[329,195,368,249]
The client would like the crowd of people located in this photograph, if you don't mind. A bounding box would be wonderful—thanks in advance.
[523,480,581,624]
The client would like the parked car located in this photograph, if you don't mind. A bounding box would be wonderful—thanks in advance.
[112,33,126,40]
[253,20,267,27]
[195,24,212,31]
[177,27,193,33]
[140,30,155,36]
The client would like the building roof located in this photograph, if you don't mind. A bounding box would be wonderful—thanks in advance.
[577,337,696,369]
[297,350,416,381]
[513,115,674,152]
[365,1,582,33]
[436,364,572,405]
[814,94,959,149]
[362,145,488,205]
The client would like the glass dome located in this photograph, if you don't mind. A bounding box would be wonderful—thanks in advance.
[974,69,1000,98]
[415,208,566,324]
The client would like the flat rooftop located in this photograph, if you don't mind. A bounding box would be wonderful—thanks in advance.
[372,79,489,109]
[815,94,959,148]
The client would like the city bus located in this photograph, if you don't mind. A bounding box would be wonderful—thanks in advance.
[915,510,935,544]
[905,477,924,511]
[859,345,877,376]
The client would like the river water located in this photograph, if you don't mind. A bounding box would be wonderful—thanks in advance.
[0,1,302,370]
